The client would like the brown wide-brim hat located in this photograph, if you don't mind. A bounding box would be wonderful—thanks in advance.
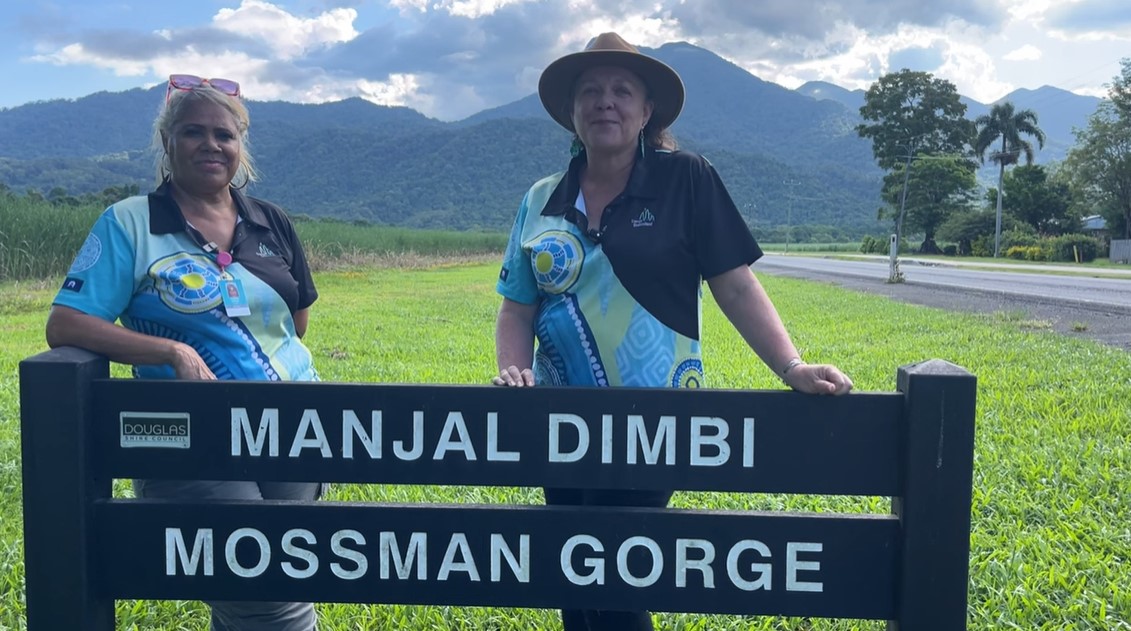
[538,32,685,133]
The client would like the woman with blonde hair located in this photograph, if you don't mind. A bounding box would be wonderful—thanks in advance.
[47,75,321,630]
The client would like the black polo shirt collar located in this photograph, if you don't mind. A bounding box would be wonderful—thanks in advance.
[148,180,270,235]
[539,149,660,217]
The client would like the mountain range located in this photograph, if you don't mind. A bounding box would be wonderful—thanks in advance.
[0,42,1103,236]
[795,80,1100,164]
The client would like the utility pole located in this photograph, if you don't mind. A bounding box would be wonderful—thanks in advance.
[783,179,800,254]
[890,148,914,283]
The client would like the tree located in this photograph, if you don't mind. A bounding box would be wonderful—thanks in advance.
[857,70,975,170]
[857,69,975,279]
[937,209,1023,255]
[1065,100,1131,239]
[1112,58,1131,118]
[974,102,1046,257]
[990,164,1076,236]
[880,154,977,252]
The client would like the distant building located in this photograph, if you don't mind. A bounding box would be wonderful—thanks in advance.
[1086,215,1131,263]
[1081,214,1108,232]
[1082,214,1107,234]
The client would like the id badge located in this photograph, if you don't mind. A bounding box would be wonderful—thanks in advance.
[220,278,251,317]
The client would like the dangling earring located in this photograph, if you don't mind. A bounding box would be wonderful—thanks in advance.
[570,136,585,158]
[638,128,646,159]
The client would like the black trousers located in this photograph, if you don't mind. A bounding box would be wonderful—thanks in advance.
[544,487,675,631]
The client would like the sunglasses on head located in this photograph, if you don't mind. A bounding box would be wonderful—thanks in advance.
[165,74,241,102]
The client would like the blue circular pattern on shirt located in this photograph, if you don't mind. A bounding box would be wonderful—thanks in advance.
[530,230,583,294]
[671,359,704,388]
[149,253,223,314]
[69,233,103,273]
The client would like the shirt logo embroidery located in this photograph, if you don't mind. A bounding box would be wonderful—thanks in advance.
[631,208,655,228]
[62,277,85,292]
[256,243,277,258]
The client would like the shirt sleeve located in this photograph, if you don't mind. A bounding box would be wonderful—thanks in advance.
[495,190,539,305]
[52,208,138,322]
[281,216,318,311]
[692,155,763,279]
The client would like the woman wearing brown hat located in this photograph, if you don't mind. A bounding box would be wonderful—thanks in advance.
[493,33,853,629]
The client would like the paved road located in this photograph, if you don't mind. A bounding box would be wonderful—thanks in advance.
[757,255,1131,311]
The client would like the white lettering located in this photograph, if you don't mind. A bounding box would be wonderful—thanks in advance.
[225,528,271,578]
[290,410,331,458]
[601,414,613,464]
[281,529,318,579]
[437,533,480,581]
[231,408,278,457]
[487,413,520,462]
[689,417,729,467]
[392,412,424,461]
[490,534,530,583]
[675,539,715,588]
[743,417,755,468]
[166,528,213,576]
[786,542,823,592]
[343,410,381,459]
[627,415,676,465]
[727,540,772,591]
[549,414,589,462]
[433,412,477,461]
[616,536,663,587]
[380,532,427,579]
[330,530,368,580]
[561,534,604,585]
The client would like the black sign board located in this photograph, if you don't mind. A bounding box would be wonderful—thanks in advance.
[96,500,899,619]
[19,349,977,631]
[92,380,903,495]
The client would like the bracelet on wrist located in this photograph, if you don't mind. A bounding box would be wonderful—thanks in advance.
[780,357,806,377]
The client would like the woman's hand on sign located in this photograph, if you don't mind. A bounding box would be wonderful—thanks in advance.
[170,343,217,380]
[492,365,535,387]
[784,363,853,396]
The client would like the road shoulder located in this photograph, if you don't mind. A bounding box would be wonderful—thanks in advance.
[761,267,1131,351]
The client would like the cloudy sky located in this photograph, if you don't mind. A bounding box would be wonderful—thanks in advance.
[2,0,1128,120]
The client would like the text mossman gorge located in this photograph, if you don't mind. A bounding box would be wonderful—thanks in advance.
[161,406,826,593]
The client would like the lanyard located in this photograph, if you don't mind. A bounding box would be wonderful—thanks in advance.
[202,241,234,278]
[216,250,233,275]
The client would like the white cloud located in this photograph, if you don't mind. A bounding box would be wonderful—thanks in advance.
[734,19,1017,103]
[387,0,534,18]
[571,13,685,49]
[446,0,535,19]
[213,0,358,60]
[1002,0,1052,21]
[1003,44,1042,61]
[15,0,1129,118]
[358,73,425,107]
[30,42,274,92]
[31,43,150,76]
[389,0,430,13]
[934,38,1013,103]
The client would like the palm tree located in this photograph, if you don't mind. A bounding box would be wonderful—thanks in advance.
[974,102,1046,257]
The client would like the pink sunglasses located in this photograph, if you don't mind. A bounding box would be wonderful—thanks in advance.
[165,74,241,102]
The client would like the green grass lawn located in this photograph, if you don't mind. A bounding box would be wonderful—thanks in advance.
[1,264,1128,630]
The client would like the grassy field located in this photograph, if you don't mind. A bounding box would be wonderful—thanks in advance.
[0,197,508,282]
[292,219,507,271]
[759,242,861,254]
[1,263,1129,630]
